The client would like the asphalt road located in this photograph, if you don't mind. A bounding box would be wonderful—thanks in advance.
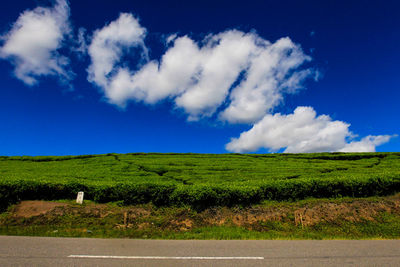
[0,236,399,266]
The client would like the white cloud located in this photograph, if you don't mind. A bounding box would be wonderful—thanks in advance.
[226,106,394,153]
[174,31,260,120]
[339,135,396,152]
[219,38,313,124]
[107,30,260,118]
[110,36,202,105]
[87,12,148,105]
[0,0,72,85]
[87,19,314,119]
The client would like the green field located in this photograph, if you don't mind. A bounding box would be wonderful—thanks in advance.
[1,152,400,211]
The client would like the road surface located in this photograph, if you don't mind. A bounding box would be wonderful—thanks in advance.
[0,236,399,266]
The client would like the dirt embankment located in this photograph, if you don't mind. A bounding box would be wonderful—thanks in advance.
[200,196,400,229]
[12,201,68,218]
[4,194,400,232]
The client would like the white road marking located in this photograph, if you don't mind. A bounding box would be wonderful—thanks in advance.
[68,255,264,260]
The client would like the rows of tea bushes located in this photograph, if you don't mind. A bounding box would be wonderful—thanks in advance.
[1,175,399,211]
[0,152,399,211]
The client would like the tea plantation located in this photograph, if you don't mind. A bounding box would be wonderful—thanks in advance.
[1,152,399,210]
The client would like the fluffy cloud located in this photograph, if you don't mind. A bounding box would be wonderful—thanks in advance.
[173,31,260,120]
[87,13,147,105]
[339,135,395,152]
[226,106,394,153]
[87,16,314,120]
[219,38,313,123]
[0,0,72,85]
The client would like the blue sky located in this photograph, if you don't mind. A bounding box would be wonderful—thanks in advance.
[0,0,399,155]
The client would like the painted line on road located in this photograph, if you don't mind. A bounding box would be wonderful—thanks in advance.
[68,255,264,260]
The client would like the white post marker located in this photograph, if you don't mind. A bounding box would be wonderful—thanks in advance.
[76,191,84,204]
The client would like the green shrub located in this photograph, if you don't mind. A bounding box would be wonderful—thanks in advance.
[0,152,399,211]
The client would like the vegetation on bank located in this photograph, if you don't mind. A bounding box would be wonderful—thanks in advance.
[0,152,400,211]
[1,194,399,239]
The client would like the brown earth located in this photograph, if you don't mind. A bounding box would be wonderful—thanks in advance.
[11,201,68,218]
[293,200,397,227]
